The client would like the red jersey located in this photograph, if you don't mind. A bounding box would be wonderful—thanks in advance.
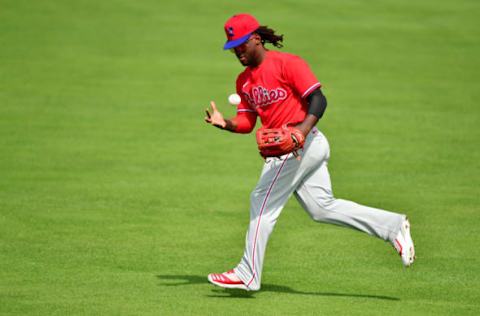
[236,50,321,129]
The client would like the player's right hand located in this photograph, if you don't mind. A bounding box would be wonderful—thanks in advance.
[205,101,227,129]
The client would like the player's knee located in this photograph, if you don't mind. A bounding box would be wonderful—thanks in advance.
[311,211,328,222]
[250,188,266,207]
[310,197,335,222]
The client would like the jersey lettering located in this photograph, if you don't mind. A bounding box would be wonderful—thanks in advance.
[243,86,287,108]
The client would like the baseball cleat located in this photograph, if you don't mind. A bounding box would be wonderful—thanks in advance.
[207,269,248,290]
[392,217,416,267]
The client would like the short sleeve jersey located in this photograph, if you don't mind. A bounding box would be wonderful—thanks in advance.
[236,51,321,129]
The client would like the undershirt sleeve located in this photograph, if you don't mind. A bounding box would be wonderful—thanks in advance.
[236,75,257,114]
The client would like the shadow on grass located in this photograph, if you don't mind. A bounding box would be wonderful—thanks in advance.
[156,274,399,301]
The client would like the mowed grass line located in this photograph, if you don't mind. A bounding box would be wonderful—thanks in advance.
[1,0,479,315]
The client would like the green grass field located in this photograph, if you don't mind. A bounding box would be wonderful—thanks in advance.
[1,0,479,315]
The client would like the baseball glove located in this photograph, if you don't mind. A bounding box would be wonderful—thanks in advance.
[256,124,305,158]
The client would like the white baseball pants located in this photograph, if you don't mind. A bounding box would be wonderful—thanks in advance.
[234,128,405,291]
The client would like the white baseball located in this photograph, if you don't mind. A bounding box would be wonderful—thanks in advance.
[228,93,241,105]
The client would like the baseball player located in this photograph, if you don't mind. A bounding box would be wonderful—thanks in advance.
[205,13,415,291]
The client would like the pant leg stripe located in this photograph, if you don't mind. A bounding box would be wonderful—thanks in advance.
[247,155,290,287]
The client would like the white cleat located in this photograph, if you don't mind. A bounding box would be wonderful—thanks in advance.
[392,217,416,267]
[207,269,249,290]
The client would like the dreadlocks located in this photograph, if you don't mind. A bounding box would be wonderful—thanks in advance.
[255,26,284,48]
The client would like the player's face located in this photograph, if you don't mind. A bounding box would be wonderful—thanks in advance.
[231,34,261,66]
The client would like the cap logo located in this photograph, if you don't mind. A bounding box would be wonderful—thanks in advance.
[227,26,234,37]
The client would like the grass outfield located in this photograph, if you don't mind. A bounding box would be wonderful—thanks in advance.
[1,0,479,315]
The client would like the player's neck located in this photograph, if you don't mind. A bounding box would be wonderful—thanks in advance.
[249,47,268,68]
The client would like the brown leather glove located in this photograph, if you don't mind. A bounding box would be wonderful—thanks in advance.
[256,124,305,158]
